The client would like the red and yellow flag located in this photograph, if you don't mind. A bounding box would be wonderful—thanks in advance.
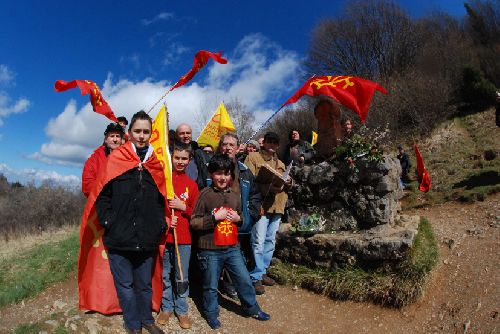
[54,80,118,122]
[281,75,387,123]
[151,105,175,200]
[414,143,432,193]
[170,50,228,91]
[212,207,238,246]
[78,142,166,314]
[197,102,235,150]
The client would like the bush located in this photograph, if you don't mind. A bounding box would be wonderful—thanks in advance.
[0,176,85,241]
[459,65,497,107]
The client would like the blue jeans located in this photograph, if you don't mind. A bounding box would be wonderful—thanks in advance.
[108,250,154,330]
[250,213,282,282]
[161,244,190,315]
[197,246,260,320]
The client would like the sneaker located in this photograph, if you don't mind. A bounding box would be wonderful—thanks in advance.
[156,311,172,325]
[253,280,265,295]
[142,323,165,334]
[207,318,221,330]
[176,314,192,329]
[261,274,276,286]
[252,310,271,321]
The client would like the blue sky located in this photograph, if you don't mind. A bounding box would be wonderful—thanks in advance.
[0,0,466,187]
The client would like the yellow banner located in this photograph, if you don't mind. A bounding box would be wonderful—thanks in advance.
[150,105,175,199]
[311,131,318,146]
[197,102,235,149]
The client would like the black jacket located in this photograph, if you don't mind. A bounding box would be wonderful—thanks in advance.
[283,140,315,166]
[96,161,167,251]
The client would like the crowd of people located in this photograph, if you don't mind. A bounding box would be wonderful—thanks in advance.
[81,105,411,333]
[82,112,311,333]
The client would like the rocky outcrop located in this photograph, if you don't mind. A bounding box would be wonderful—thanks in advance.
[276,215,420,270]
[275,156,416,269]
[287,157,403,230]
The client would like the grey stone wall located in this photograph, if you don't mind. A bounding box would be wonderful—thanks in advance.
[275,156,419,269]
[287,156,403,230]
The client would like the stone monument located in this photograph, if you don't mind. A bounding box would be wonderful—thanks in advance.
[313,99,343,157]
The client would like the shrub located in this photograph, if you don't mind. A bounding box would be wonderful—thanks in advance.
[459,65,497,107]
[0,176,85,241]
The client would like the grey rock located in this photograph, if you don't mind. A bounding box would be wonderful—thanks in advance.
[275,215,420,270]
[53,300,67,310]
[44,320,59,328]
[288,156,402,231]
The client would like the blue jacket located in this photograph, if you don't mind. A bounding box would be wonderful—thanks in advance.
[204,161,261,234]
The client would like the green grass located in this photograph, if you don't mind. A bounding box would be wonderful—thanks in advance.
[13,313,70,334]
[269,218,438,307]
[0,230,79,307]
[14,324,42,334]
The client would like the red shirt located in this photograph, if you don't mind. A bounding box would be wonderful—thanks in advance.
[81,145,107,197]
[166,172,199,245]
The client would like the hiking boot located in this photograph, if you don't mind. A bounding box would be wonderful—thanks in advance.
[156,311,172,325]
[142,323,165,334]
[253,280,265,295]
[176,314,192,329]
[261,274,276,286]
[124,326,141,334]
[207,318,221,330]
[252,310,271,321]
[220,282,239,301]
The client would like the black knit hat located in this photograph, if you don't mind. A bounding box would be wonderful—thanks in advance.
[104,123,125,137]
[264,132,280,144]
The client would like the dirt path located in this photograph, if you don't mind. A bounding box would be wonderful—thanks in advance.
[1,194,499,334]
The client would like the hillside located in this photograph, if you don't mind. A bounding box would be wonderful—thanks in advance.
[403,107,500,208]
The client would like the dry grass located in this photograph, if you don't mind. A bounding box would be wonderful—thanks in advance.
[0,224,79,261]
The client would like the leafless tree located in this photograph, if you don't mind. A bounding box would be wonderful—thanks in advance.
[225,98,255,142]
[305,0,418,80]
[464,0,500,86]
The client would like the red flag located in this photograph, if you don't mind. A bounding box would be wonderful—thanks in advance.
[170,50,228,91]
[281,75,388,123]
[414,143,432,193]
[78,141,168,314]
[54,80,118,122]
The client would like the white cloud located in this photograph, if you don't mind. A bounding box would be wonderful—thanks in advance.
[163,44,191,66]
[32,34,301,166]
[0,163,80,189]
[0,91,30,126]
[120,53,141,68]
[141,12,174,26]
[0,65,31,126]
[0,64,14,85]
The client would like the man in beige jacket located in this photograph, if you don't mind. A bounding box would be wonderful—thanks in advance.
[244,132,291,294]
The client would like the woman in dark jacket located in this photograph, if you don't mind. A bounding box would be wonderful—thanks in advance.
[96,111,166,334]
[283,129,315,166]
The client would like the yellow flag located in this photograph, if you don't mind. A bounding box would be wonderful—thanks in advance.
[151,105,175,199]
[197,102,235,149]
[311,131,318,146]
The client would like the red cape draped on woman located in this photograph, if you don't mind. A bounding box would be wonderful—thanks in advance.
[78,141,169,314]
